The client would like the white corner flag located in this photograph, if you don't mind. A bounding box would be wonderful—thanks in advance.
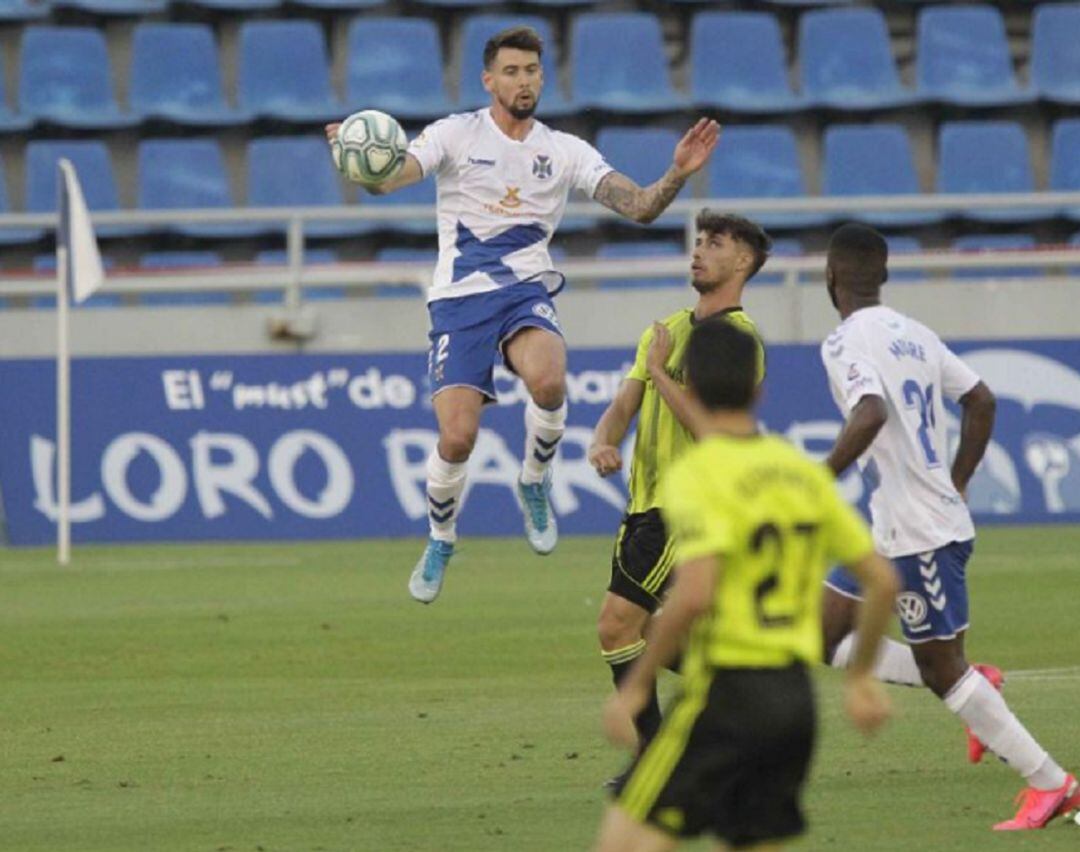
[55,159,106,565]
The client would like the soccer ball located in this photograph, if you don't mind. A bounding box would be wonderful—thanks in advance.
[333,110,407,187]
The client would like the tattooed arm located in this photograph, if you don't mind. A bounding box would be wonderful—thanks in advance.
[592,118,720,225]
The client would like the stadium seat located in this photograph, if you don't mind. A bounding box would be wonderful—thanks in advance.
[937,122,1043,223]
[1032,2,1080,104]
[129,24,242,127]
[0,0,51,20]
[690,12,804,114]
[597,241,684,290]
[0,155,43,245]
[52,0,166,14]
[255,249,345,302]
[595,128,688,228]
[951,234,1040,279]
[916,5,1033,106]
[458,15,573,117]
[139,252,229,306]
[570,13,686,113]
[137,139,262,239]
[356,179,437,235]
[247,137,363,239]
[1050,119,1080,221]
[799,8,916,110]
[289,0,385,7]
[373,247,433,298]
[704,126,827,229]
[883,235,927,283]
[411,0,499,6]
[346,18,454,120]
[32,254,119,308]
[18,27,137,128]
[25,140,142,238]
[183,0,280,11]
[238,21,341,123]
[756,237,802,285]
[822,124,943,226]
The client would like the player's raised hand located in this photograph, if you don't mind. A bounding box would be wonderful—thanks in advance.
[646,322,673,375]
[589,443,622,477]
[324,123,342,145]
[672,118,721,179]
[844,673,892,735]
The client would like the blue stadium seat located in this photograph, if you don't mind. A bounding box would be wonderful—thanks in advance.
[32,254,119,308]
[139,252,229,306]
[1032,2,1080,104]
[917,5,1033,106]
[26,140,142,238]
[597,241,683,290]
[1050,119,1080,221]
[19,27,137,128]
[0,0,51,20]
[756,238,802,285]
[373,247,433,298]
[595,128,687,229]
[289,0,385,7]
[0,154,43,245]
[822,124,942,227]
[799,8,916,110]
[458,15,573,117]
[690,12,804,114]
[247,137,362,239]
[137,139,261,240]
[53,0,165,14]
[937,122,1042,223]
[130,24,242,127]
[951,234,1040,279]
[357,179,437,235]
[704,126,826,229]
[571,13,686,113]
[238,21,341,123]
[184,0,280,11]
[411,0,499,6]
[255,249,344,302]
[883,235,927,283]
[346,18,453,120]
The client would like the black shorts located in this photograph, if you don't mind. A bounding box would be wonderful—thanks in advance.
[608,509,674,613]
[614,664,816,849]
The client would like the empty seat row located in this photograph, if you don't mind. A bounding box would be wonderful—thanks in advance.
[4,5,1080,131]
[3,119,1078,247]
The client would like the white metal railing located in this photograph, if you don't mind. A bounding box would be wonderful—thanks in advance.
[1,192,1079,307]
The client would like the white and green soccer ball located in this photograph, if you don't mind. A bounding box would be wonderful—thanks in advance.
[333,110,407,186]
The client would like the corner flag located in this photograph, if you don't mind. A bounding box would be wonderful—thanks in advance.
[55,159,106,565]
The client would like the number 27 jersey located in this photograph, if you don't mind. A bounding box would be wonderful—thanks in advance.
[821,305,980,558]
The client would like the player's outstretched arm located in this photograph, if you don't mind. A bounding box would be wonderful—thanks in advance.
[842,551,900,735]
[645,322,710,439]
[593,119,720,225]
[589,379,645,477]
[324,122,423,195]
[951,381,996,496]
[825,395,887,477]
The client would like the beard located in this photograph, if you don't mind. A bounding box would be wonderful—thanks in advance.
[827,281,839,310]
[506,93,538,119]
[691,277,720,295]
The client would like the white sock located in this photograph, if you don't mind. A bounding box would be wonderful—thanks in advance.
[944,667,1067,790]
[520,399,566,484]
[831,634,924,687]
[426,450,466,543]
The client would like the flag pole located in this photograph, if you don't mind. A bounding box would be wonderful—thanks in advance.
[56,241,70,566]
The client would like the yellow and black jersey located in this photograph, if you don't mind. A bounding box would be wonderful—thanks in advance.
[625,307,764,516]
[661,433,874,670]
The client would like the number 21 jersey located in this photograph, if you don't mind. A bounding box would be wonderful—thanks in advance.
[821,305,980,558]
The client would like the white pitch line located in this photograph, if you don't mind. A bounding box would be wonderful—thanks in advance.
[1005,666,1080,681]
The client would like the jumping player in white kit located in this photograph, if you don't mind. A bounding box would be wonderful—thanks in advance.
[326,25,719,603]
[819,223,1078,831]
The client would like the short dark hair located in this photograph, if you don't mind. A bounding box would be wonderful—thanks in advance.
[695,209,772,279]
[827,223,888,294]
[483,26,544,70]
[685,318,759,412]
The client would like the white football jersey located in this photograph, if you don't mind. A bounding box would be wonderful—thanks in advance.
[821,305,981,557]
[407,109,613,302]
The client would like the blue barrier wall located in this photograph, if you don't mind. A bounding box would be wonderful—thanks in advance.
[1,340,1079,545]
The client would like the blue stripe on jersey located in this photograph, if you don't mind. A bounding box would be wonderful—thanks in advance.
[452,221,547,286]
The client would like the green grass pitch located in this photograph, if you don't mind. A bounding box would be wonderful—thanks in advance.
[1,527,1078,851]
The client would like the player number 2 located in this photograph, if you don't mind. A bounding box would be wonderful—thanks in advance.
[750,522,819,629]
[902,379,941,468]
